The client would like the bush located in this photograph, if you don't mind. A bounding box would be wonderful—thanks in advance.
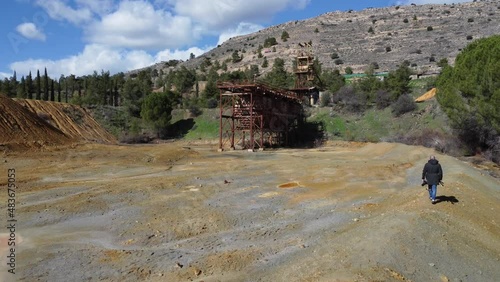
[334,86,368,113]
[345,67,353,74]
[206,97,218,109]
[320,92,332,107]
[375,90,392,109]
[334,59,344,65]
[391,94,416,117]
[390,129,461,155]
[403,18,409,23]
[466,35,473,40]
[427,26,433,31]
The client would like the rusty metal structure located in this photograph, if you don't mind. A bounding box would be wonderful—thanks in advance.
[218,43,319,151]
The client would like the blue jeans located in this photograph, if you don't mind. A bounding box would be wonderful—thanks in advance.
[428,184,437,200]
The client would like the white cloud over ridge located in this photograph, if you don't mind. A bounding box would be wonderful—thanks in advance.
[171,0,310,30]
[85,1,196,49]
[217,22,264,45]
[396,0,472,5]
[10,44,210,78]
[16,22,46,41]
[11,0,311,77]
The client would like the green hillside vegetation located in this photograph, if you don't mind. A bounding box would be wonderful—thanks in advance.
[1,35,498,163]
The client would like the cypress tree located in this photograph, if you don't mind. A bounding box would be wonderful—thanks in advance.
[36,69,41,100]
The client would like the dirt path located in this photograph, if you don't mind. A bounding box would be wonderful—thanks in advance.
[0,141,499,281]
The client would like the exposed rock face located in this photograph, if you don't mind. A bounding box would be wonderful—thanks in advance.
[142,1,500,76]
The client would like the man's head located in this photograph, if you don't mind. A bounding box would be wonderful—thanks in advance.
[430,155,436,160]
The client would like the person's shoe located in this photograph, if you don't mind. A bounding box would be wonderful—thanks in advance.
[432,199,437,204]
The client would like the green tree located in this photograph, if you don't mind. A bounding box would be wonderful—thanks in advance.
[36,69,41,100]
[1,78,12,97]
[10,71,18,98]
[321,69,345,94]
[261,56,268,68]
[141,91,173,138]
[172,66,195,94]
[263,58,293,88]
[232,50,242,63]
[281,31,290,42]
[26,71,33,99]
[436,35,500,158]
[50,79,55,101]
[263,37,278,48]
[384,64,413,99]
[43,67,49,100]
[17,76,26,98]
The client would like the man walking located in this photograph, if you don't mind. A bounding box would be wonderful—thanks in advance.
[422,155,443,204]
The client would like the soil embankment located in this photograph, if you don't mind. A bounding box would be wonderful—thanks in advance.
[0,95,116,150]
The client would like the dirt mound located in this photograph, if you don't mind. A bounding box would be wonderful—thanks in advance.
[0,95,116,151]
[0,95,74,149]
[16,99,117,144]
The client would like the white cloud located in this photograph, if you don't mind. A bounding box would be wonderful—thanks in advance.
[75,0,115,16]
[155,46,209,61]
[0,72,12,80]
[9,44,213,78]
[171,0,310,30]
[36,0,93,25]
[217,22,264,45]
[85,1,196,49]
[7,0,313,78]
[396,0,472,5]
[16,22,46,41]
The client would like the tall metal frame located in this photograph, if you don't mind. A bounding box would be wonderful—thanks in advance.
[218,82,304,151]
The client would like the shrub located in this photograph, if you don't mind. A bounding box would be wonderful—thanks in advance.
[466,35,473,40]
[427,26,433,31]
[345,67,353,74]
[386,46,392,52]
[331,52,339,59]
[334,86,368,113]
[391,94,416,116]
[334,59,344,65]
[403,18,409,23]
[263,37,278,47]
[375,89,393,109]
[314,28,319,33]
[281,31,289,42]
[320,91,332,107]
[468,18,474,23]
[368,27,374,33]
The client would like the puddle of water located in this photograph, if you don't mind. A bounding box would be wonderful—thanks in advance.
[278,182,300,189]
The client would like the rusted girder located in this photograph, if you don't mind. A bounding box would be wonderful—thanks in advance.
[218,82,309,150]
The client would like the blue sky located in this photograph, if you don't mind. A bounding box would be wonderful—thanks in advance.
[1,0,471,79]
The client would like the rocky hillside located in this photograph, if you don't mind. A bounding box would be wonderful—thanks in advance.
[144,1,500,76]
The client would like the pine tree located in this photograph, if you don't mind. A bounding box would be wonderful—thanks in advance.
[26,71,33,99]
[50,79,55,101]
[57,76,63,102]
[43,67,49,100]
[17,76,26,98]
[36,70,41,100]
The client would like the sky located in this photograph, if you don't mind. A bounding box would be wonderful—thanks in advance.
[0,0,472,79]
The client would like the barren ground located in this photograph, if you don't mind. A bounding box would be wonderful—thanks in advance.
[1,141,499,282]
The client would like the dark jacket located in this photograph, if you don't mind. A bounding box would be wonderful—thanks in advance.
[422,159,443,185]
